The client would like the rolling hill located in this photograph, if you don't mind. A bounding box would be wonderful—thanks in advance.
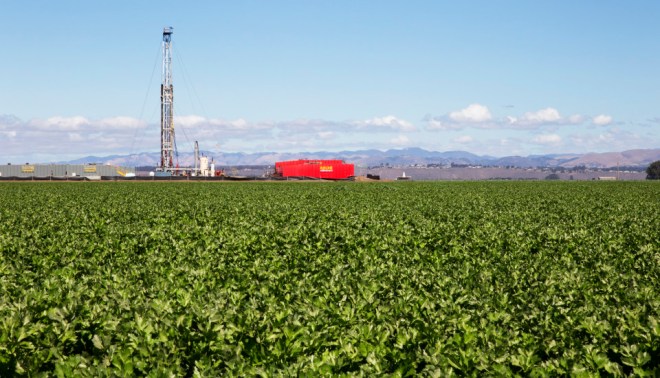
[60,148,659,169]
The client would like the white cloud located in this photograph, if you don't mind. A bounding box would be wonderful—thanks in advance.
[507,108,564,127]
[174,115,206,127]
[29,116,90,131]
[592,114,613,126]
[426,117,464,130]
[425,104,492,131]
[568,114,585,124]
[427,105,586,131]
[522,108,561,123]
[227,118,250,129]
[532,133,562,145]
[175,116,272,132]
[354,115,416,131]
[274,115,416,135]
[68,133,84,142]
[454,135,474,144]
[0,114,158,161]
[25,115,147,132]
[98,116,145,129]
[317,131,334,140]
[390,135,411,146]
[566,129,651,152]
[505,108,585,128]
[449,104,492,123]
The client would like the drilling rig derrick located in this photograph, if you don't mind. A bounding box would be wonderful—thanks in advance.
[159,26,176,173]
[155,27,215,177]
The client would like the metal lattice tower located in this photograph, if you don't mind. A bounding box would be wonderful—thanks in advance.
[160,27,176,171]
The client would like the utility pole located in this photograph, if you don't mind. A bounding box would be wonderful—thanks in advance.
[160,27,176,172]
[617,161,620,180]
[194,141,199,175]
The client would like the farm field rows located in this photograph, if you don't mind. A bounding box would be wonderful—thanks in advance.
[0,181,658,376]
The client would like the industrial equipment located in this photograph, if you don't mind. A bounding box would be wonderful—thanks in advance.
[274,160,354,180]
[159,27,176,173]
[156,27,216,177]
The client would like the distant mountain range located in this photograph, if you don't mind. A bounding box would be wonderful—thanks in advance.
[61,148,659,169]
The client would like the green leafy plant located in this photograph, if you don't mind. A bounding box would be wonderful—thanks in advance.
[0,181,658,375]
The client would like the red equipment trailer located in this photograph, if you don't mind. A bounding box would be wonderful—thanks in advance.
[274,159,354,180]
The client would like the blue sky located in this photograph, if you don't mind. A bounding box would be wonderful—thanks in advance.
[1,1,658,162]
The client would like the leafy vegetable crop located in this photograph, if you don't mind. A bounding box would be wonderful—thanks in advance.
[0,181,658,376]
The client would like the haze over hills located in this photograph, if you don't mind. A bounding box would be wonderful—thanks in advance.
[61,148,659,169]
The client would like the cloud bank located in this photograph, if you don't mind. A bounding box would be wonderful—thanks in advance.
[0,105,655,163]
[0,113,418,162]
[426,104,595,130]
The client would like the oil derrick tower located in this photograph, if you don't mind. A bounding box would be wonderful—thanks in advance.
[160,27,176,172]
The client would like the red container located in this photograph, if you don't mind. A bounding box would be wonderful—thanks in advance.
[275,160,354,179]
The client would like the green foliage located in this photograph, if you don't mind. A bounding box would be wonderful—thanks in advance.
[0,181,658,375]
[544,173,560,180]
[646,160,660,180]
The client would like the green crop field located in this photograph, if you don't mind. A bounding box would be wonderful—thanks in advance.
[0,181,658,376]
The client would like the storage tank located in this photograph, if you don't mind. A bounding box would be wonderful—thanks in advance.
[200,156,210,177]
